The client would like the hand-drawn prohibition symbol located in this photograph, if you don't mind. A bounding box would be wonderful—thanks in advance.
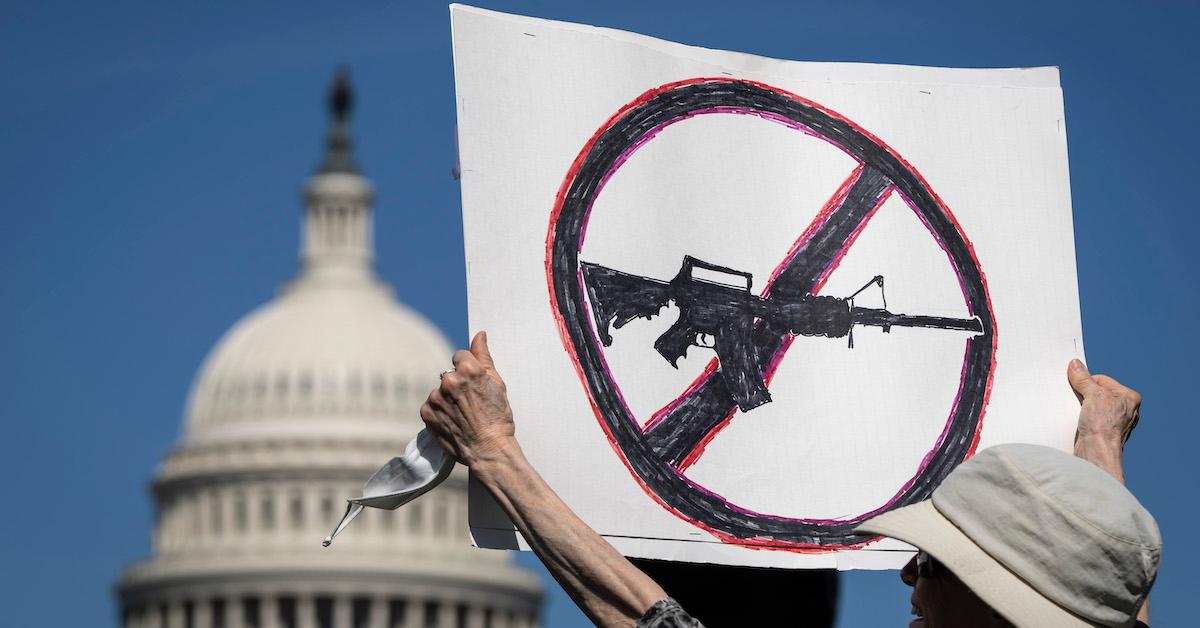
[546,78,997,550]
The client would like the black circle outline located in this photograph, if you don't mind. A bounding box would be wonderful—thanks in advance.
[549,79,995,547]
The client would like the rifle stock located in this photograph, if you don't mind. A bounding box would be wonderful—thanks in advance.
[580,262,671,345]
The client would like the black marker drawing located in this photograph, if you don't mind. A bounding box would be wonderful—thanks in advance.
[546,78,997,549]
[582,256,984,412]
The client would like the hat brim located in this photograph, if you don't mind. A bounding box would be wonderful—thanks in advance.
[856,501,1095,628]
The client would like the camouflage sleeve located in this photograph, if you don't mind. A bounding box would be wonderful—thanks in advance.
[637,599,705,628]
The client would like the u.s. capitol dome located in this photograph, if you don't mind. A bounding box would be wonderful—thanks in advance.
[116,71,542,628]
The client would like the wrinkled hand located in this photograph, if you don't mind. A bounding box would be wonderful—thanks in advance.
[420,331,518,468]
[1067,359,1141,480]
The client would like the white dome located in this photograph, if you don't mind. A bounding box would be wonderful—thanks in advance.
[185,279,452,443]
[179,159,457,446]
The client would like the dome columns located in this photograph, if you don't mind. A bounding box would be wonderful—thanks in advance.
[300,172,375,283]
[120,586,540,628]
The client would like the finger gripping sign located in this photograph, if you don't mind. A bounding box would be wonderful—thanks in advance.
[548,78,996,549]
[452,6,1083,569]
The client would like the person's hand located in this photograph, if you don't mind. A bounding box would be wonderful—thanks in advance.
[1067,359,1141,482]
[420,331,518,468]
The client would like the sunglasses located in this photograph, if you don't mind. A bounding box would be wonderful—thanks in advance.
[916,550,940,578]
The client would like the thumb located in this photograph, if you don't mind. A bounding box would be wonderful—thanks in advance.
[1067,359,1099,401]
[471,330,495,367]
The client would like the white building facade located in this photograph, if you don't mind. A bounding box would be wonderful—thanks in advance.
[116,72,542,628]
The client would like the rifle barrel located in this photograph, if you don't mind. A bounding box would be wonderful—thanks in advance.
[852,307,983,333]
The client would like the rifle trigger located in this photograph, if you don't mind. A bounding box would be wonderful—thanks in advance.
[696,333,716,349]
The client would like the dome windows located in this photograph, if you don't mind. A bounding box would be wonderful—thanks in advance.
[233,492,248,532]
[274,373,289,401]
[297,371,314,399]
[260,492,276,531]
[371,372,387,404]
[289,491,305,530]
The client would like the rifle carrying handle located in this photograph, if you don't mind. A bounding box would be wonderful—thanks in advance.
[682,255,754,290]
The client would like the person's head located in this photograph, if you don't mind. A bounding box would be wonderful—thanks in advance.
[857,444,1160,627]
[897,549,1014,626]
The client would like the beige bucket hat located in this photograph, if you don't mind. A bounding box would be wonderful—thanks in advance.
[856,444,1160,628]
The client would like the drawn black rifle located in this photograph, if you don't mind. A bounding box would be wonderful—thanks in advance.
[581,255,984,412]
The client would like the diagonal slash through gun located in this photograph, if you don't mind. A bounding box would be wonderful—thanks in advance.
[581,255,984,412]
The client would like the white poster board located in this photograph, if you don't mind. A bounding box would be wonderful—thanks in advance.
[451,4,1083,569]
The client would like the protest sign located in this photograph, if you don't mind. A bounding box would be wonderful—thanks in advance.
[451,5,1082,569]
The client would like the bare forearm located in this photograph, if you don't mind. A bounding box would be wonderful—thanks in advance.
[473,441,666,627]
[1074,435,1125,485]
[1074,436,1149,624]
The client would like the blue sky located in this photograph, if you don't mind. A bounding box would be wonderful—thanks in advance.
[2,1,1196,625]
